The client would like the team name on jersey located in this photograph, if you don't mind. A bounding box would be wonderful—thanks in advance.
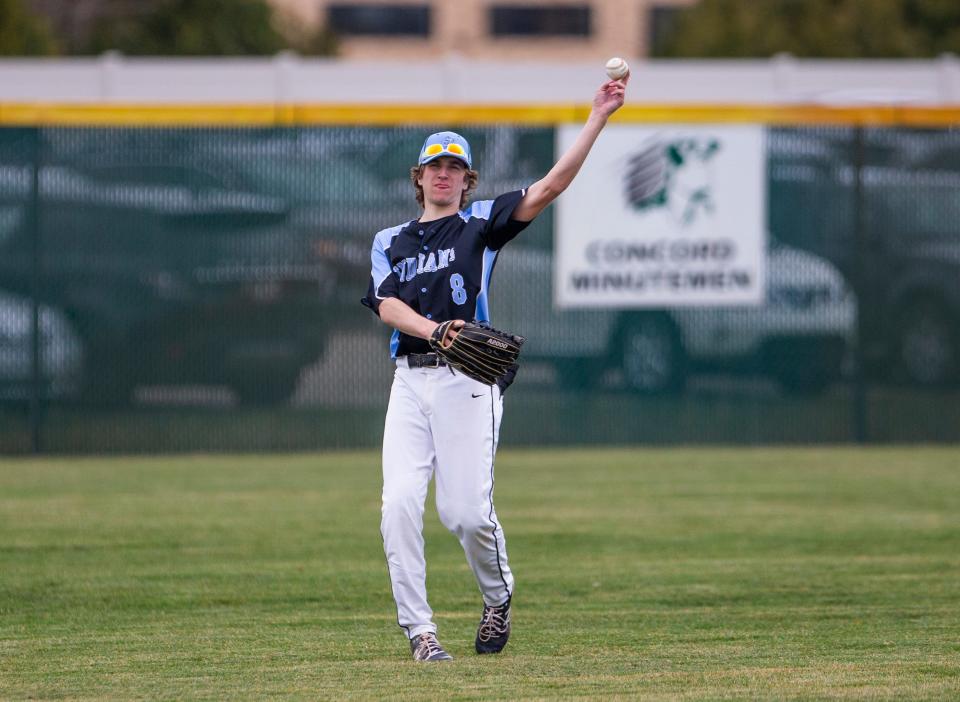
[394,247,457,283]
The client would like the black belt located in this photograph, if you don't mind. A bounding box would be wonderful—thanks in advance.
[404,353,447,369]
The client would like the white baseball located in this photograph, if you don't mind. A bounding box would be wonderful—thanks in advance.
[605,57,629,81]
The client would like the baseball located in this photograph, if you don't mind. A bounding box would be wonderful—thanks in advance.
[605,57,629,81]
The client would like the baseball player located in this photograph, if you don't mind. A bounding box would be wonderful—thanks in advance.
[361,75,628,662]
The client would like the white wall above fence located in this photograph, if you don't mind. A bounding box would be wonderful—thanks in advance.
[1,53,958,105]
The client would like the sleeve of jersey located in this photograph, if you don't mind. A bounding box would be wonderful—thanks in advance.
[479,189,532,250]
[360,238,399,316]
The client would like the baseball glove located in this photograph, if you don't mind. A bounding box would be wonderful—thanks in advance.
[429,320,524,386]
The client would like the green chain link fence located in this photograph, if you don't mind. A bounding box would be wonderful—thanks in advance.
[0,124,957,452]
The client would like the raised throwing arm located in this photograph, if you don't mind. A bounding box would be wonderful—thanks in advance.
[511,76,629,223]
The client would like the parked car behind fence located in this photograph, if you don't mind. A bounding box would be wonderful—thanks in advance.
[493,240,856,394]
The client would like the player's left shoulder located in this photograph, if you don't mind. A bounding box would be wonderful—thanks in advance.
[459,200,495,223]
[460,189,526,223]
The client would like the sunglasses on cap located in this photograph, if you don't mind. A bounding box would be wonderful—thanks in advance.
[422,142,467,158]
[418,131,473,167]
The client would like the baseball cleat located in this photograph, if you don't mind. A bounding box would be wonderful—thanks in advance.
[475,597,511,654]
[410,632,453,662]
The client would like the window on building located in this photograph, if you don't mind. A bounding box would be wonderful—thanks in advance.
[489,5,591,37]
[649,5,684,55]
[327,4,430,37]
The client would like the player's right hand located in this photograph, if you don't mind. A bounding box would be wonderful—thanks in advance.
[444,320,465,346]
[430,319,465,347]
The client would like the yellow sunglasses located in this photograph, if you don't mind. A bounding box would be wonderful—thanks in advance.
[422,142,467,158]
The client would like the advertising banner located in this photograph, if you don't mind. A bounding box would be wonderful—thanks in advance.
[555,125,766,308]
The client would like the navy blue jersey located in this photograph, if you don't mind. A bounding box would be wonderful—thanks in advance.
[362,190,530,358]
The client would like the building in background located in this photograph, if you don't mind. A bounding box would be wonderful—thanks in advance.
[268,0,698,60]
[24,0,700,59]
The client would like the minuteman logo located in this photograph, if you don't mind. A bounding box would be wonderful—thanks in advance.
[623,136,721,227]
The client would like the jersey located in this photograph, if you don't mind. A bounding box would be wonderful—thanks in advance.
[362,190,530,358]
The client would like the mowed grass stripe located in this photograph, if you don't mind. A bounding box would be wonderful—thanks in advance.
[1,448,958,700]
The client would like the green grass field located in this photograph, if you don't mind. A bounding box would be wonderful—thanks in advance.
[2,447,959,700]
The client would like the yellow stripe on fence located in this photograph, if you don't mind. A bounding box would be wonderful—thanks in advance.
[1,102,959,127]
[0,103,279,126]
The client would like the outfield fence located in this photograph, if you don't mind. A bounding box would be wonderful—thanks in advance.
[1,105,958,452]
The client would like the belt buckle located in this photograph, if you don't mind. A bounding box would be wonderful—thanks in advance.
[423,354,441,368]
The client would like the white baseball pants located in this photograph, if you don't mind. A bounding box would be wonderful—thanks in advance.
[381,359,514,639]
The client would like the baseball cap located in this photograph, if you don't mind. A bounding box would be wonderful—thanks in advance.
[417,131,472,169]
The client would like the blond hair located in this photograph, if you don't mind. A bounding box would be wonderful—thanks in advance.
[410,165,479,210]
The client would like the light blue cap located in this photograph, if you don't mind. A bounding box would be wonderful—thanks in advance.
[417,131,472,168]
